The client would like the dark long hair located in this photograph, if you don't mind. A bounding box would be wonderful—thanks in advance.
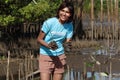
[56,1,74,23]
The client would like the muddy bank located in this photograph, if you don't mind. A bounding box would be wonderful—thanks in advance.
[66,54,120,73]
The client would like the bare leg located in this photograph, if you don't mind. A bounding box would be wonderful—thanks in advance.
[53,73,63,80]
[40,73,51,80]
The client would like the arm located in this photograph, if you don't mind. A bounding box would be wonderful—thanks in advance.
[37,30,58,50]
[37,30,51,49]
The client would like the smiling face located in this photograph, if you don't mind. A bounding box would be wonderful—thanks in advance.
[58,7,71,24]
[56,2,74,23]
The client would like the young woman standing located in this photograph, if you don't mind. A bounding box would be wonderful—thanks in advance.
[37,1,74,80]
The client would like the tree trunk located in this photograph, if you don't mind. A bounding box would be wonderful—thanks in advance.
[73,0,84,40]
[114,0,118,40]
[91,0,94,40]
[107,0,110,47]
[100,0,103,40]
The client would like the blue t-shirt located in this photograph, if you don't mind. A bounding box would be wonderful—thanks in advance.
[40,17,73,56]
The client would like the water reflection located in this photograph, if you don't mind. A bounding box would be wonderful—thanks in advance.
[64,68,120,80]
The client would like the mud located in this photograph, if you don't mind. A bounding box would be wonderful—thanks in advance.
[66,54,120,73]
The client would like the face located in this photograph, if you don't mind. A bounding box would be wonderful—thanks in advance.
[59,7,71,23]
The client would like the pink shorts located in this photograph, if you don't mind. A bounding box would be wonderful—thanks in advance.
[39,54,67,74]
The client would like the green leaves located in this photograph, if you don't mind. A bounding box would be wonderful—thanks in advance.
[0,15,15,26]
[85,62,94,67]
[0,0,62,27]
[19,0,50,21]
[18,0,62,22]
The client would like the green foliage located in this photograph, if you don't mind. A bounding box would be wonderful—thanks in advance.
[85,62,94,67]
[19,0,48,22]
[0,56,5,60]
[83,0,91,13]
[0,0,31,26]
[0,0,62,27]
[0,15,15,26]
[83,0,107,16]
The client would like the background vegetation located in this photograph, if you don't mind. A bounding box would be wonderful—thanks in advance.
[0,0,120,55]
[1,0,120,40]
[0,0,62,26]
[0,0,120,80]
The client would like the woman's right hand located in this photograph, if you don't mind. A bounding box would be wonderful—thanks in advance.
[48,41,58,50]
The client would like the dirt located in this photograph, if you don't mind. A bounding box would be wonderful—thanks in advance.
[66,54,120,73]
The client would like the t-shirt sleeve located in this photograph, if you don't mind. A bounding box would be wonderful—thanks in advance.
[66,24,73,38]
[41,21,50,34]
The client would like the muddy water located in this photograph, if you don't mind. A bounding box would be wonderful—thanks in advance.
[65,54,120,80]
[0,53,120,80]
[66,54,120,72]
[64,70,120,80]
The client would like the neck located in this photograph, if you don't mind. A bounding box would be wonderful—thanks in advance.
[59,19,65,24]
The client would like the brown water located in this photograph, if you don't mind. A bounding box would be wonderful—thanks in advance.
[65,53,120,80]
[0,53,120,80]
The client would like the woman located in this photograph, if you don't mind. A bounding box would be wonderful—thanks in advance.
[37,1,74,80]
